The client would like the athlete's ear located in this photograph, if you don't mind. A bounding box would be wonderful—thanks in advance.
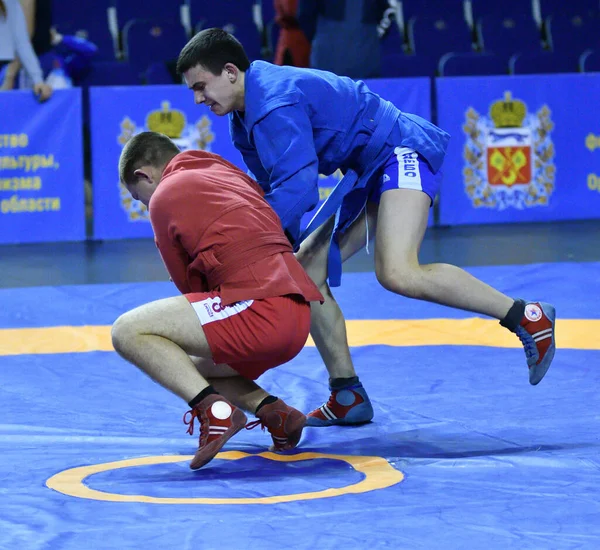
[133,168,154,183]
[223,63,238,82]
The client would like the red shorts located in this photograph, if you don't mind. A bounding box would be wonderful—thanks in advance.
[185,291,311,380]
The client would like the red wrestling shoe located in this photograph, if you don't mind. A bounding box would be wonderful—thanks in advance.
[516,301,556,386]
[183,394,247,470]
[246,398,306,451]
[306,381,374,426]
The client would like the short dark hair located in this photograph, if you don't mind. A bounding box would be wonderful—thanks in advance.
[176,28,250,76]
[119,132,180,186]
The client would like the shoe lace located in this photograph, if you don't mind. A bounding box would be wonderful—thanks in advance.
[245,419,265,432]
[325,389,341,409]
[516,326,537,360]
[246,415,289,449]
[183,409,200,436]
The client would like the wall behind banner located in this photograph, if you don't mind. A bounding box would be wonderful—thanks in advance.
[437,74,600,226]
[0,89,85,244]
[89,77,432,240]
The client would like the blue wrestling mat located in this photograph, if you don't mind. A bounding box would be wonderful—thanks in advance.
[1,263,599,549]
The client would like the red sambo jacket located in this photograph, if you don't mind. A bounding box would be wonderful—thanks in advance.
[149,150,324,306]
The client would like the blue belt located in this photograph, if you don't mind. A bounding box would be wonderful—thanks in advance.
[298,100,400,287]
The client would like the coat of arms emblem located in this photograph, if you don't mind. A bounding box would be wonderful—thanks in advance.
[117,101,215,221]
[463,91,555,209]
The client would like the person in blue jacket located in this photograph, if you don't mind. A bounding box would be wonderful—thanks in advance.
[1,26,97,90]
[175,28,557,427]
[297,0,389,79]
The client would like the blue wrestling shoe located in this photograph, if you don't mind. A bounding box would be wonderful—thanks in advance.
[306,381,374,427]
[516,301,556,385]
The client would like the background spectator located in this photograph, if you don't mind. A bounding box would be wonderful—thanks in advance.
[1,0,52,95]
[21,27,97,89]
[298,0,389,79]
[273,0,311,67]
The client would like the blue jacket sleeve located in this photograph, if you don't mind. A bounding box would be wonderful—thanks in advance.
[57,35,98,78]
[233,138,271,191]
[230,115,271,190]
[251,105,320,244]
[58,35,99,57]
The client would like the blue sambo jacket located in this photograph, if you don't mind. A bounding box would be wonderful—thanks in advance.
[230,61,450,283]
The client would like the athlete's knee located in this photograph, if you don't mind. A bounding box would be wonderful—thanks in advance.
[296,247,328,287]
[111,311,139,356]
[313,280,335,304]
[375,260,424,299]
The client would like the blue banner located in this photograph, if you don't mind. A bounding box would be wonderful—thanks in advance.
[301,77,434,229]
[90,85,244,240]
[0,89,84,244]
[437,74,600,225]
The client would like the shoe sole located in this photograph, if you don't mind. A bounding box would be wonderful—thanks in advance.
[306,392,374,428]
[529,303,556,386]
[306,399,374,427]
[189,409,247,470]
[306,416,373,427]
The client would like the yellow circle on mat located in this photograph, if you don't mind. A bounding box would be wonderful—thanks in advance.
[46,451,404,505]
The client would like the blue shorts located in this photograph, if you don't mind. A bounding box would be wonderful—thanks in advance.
[369,147,443,205]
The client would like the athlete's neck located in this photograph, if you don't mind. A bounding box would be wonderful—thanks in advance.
[233,71,246,112]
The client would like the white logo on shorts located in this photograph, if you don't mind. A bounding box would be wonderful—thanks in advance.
[191,296,254,325]
[394,147,422,191]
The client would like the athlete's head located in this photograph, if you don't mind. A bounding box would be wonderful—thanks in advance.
[177,28,249,116]
[118,132,180,207]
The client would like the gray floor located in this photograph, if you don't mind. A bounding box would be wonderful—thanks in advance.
[1,219,598,289]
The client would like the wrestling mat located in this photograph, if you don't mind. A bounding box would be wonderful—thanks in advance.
[1,263,599,549]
